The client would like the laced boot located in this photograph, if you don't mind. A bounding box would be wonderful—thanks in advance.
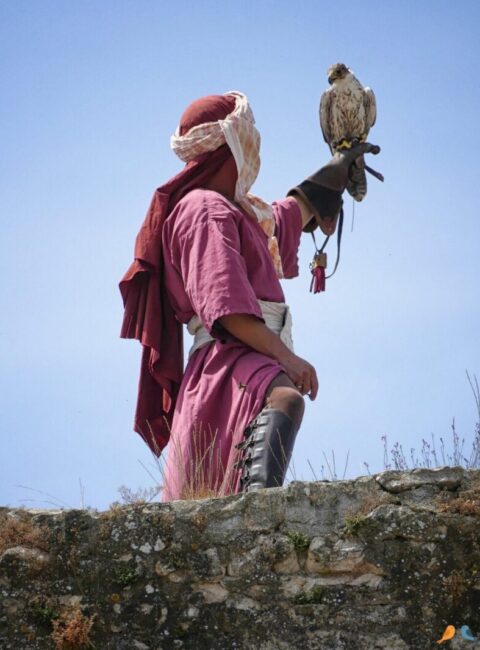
[235,408,298,491]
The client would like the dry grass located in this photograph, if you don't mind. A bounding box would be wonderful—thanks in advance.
[442,570,470,605]
[371,372,480,473]
[0,510,50,554]
[438,481,480,516]
[437,479,480,516]
[343,494,385,536]
[169,425,233,501]
[51,606,95,649]
[115,485,161,505]
[353,494,385,516]
[138,421,241,502]
[344,494,385,520]
[438,496,480,516]
[98,501,130,540]
[148,418,301,501]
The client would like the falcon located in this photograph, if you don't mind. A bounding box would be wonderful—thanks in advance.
[320,63,379,201]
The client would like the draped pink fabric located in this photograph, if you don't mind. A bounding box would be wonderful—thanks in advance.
[119,96,236,455]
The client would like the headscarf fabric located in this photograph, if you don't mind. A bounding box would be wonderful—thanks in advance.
[171,91,284,277]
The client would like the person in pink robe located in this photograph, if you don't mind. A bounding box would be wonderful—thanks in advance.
[119,92,380,501]
[161,189,305,499]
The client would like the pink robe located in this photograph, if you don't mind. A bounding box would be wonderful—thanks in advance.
[161,189,302,500]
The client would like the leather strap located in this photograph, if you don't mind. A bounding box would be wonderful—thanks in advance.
[311,205,344,280]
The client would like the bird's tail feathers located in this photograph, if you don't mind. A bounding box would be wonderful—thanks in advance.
[347,161,367,202]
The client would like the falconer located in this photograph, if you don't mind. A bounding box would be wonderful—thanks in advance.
[119,91,378,500]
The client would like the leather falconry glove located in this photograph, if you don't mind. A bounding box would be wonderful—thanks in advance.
[288,142,381,235]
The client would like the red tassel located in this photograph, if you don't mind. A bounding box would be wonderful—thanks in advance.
[310,265,326,293]
[309,251,327,294]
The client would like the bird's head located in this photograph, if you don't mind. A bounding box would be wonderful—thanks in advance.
[327,63,350,84]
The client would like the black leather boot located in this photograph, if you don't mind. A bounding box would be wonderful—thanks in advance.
[235,408,298,491]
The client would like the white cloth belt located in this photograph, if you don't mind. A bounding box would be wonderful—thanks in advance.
[186,299,294,359]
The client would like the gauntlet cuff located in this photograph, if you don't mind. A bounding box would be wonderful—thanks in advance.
[288,181,343,234]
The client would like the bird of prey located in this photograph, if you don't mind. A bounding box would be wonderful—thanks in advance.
[320,63,380,202]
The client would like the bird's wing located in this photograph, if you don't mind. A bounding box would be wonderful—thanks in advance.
[319,88,334,152]
[363,87,377,131]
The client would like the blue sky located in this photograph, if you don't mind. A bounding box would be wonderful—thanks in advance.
[1,0,479,510]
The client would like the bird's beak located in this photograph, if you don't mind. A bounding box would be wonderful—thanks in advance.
[327,75,334,84]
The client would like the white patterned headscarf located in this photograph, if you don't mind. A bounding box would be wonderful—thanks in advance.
[170,91,284,278]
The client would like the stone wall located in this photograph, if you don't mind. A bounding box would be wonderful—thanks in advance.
[2,467,480,649]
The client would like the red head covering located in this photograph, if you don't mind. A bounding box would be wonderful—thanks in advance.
[119,94,236,455]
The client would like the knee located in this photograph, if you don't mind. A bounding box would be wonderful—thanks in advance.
[267,386,305,428]
[284,388,305,425]
[283,386,305,414]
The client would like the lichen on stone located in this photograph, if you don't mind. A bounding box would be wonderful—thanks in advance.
[2,469,480,649]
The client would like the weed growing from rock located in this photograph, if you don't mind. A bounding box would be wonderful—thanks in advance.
[436,477,480,516]
[363,372,480,474]
[0,510,50,553]
[441,569,471,606]
[293,585,325,605]
[343,495,384,537]
[31,596,59,629]
[113,564,137,588]
[285,530,311,552]
[51,606,96,650]
[307,449,350,482]
[136,421,244,502]
[343,512,368,537]
[116,485,161,505]
[438,495,480,516]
